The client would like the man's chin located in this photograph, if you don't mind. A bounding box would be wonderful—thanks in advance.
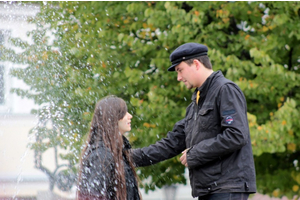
[183,82,193,89]
[186,85,194,90]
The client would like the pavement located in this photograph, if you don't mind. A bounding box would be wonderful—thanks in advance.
[250,193,300,200]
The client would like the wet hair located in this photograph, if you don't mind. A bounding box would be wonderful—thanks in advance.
[78,95,140,200]
[184,55,212,69]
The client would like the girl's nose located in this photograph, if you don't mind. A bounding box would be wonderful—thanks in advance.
[128,112,132,119]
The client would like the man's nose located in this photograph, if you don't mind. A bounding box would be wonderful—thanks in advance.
[177,73,182,81]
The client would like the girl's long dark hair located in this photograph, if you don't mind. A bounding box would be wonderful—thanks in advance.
[78,96,140,200]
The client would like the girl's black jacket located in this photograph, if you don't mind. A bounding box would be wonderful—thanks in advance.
[78,136,140,200]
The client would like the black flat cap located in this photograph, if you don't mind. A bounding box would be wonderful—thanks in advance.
[168,43,208,71]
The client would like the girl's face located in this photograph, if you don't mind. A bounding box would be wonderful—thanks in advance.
[118,112,132,134]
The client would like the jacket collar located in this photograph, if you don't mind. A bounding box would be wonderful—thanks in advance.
[192,70,223,101]
[122,135,132,150]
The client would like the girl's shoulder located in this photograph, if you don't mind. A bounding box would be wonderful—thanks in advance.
[84,145,114,168]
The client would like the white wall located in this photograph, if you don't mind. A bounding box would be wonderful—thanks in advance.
[0,2,51,198]
[0,2,39,114]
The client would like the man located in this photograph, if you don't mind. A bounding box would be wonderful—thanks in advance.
[131,42,256,200]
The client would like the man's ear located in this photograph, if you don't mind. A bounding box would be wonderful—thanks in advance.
[193,59,202,70]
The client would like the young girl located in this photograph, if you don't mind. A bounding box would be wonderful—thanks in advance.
[77,96,141,200]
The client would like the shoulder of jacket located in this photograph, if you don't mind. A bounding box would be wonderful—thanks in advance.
[86,146,114,165]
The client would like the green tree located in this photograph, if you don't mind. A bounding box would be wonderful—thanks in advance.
[2,1,300,198]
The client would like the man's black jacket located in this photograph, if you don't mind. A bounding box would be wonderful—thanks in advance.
[131,71,256,197]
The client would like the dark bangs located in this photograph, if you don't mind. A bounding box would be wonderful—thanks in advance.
[118,98,128,120]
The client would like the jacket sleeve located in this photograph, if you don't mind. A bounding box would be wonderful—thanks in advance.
[131,119,186,167]
[187,83,250,168]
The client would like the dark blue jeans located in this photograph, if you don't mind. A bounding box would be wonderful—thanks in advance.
[198,193,249,200]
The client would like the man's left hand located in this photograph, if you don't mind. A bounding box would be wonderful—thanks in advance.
[180,149,188,167]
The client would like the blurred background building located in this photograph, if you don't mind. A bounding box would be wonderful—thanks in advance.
[0,2,49,199]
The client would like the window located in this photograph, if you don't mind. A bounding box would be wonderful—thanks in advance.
[0,30,4,56]
[0,65,4,105]
[0,29,11,106]
[0,31,4,105]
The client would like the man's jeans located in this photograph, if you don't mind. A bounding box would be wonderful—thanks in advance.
[198,193,249,200]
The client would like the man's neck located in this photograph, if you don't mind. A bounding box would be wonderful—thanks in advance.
[197,70,214,88]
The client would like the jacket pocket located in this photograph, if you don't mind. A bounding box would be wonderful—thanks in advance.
[184,111,194,132]
[195,159,222,186]
[198,106,214,130]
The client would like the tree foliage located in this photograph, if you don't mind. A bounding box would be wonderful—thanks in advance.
[2,1,300,197]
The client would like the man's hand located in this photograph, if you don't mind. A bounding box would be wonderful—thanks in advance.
[180,149,188,167]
